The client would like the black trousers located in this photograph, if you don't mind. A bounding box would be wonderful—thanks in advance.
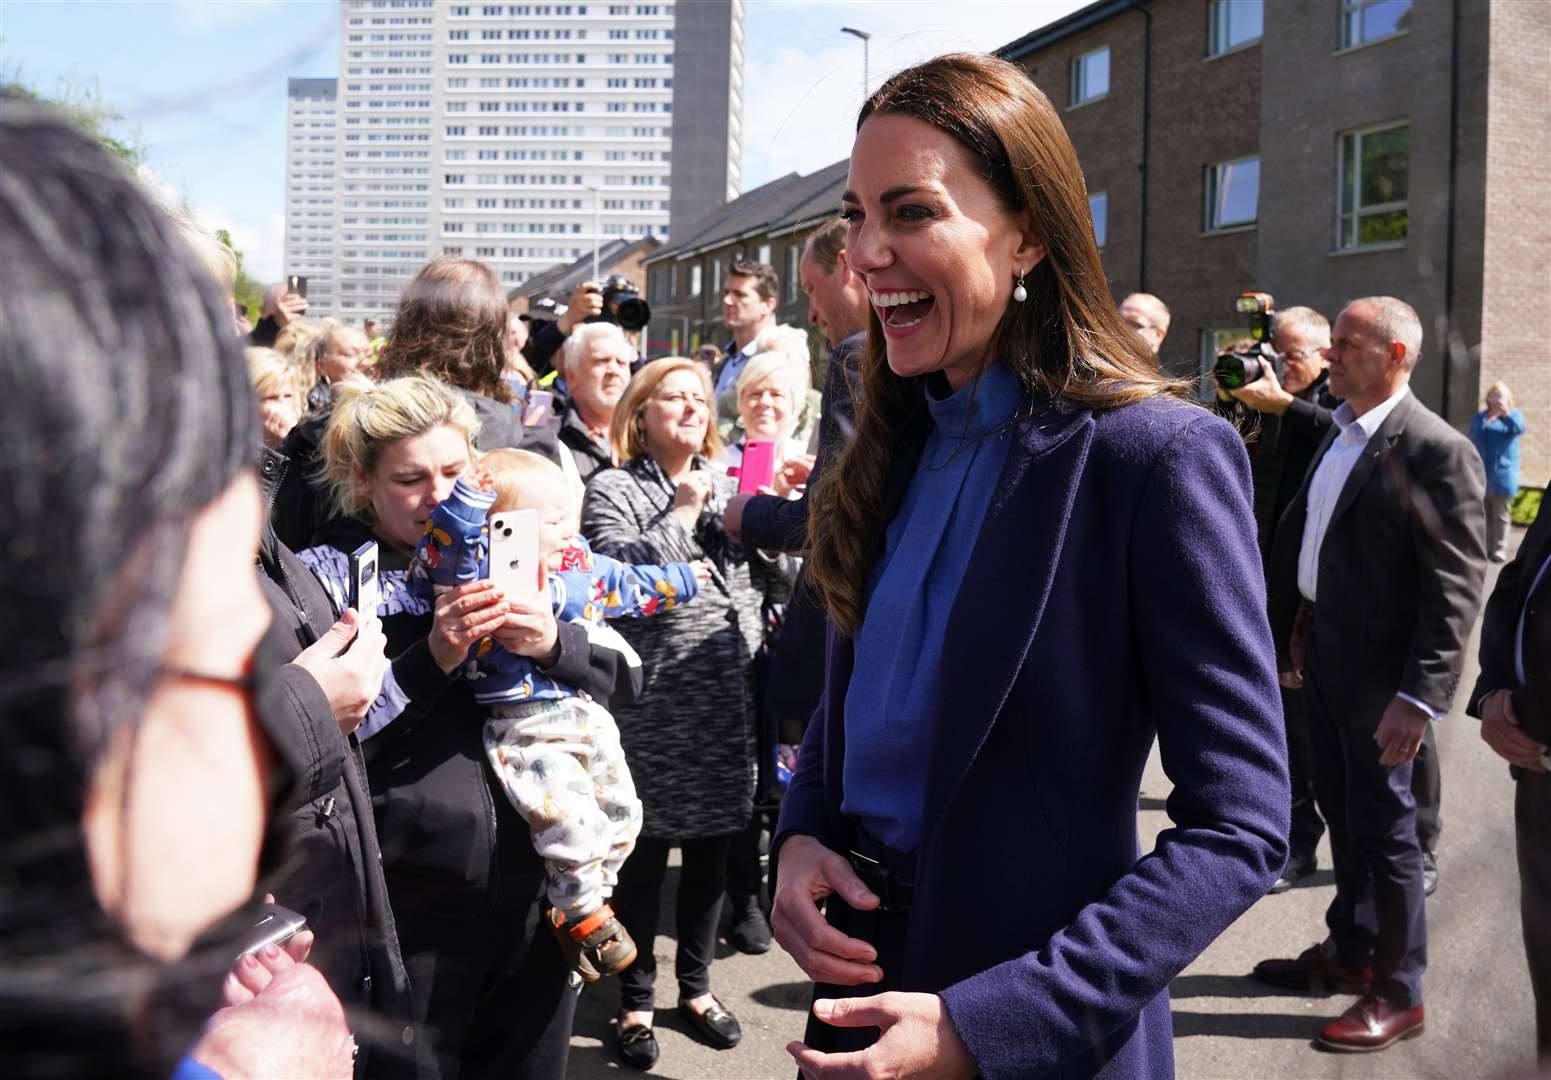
[1283,683,1326,858]
[726,808,771,912]
[1517,770,1551,1059]
[1304,666,1427,1008]
[803,895,910,1055]
[1413,722,1442,855]
[399,897,577,1080]
[613,833,736,1012]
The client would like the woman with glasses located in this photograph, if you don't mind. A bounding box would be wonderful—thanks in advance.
[581,358,788,1071]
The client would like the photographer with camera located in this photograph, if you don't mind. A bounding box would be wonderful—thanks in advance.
[1217,304,1338,893]
[522,276,649,379]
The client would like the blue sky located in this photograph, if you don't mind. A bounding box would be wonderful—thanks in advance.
[2,0,1085,282]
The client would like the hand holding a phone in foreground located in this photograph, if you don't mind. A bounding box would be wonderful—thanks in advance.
[429,580,511,674]
[199,941,354,1080]
[493,587,560,666]
[290,608,390,736]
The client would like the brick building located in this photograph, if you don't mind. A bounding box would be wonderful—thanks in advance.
[1000,0,1549,481]
[507,234,660,313]
[639,161,845,361]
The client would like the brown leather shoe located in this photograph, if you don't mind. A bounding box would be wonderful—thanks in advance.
[1252,943,1372,994]
[1315,996,1424,1052]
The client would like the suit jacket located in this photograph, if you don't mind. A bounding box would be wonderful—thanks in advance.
[773,394,1289,1080]
[1251,372,1338,558]
[1468,491,1551,742]
[1268,391,1487,717]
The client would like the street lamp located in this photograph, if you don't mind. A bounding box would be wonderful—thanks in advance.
[841,26,870,99]
[585,184,602,282]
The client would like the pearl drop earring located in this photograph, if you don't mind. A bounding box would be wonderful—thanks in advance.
[1012,272,1027,303]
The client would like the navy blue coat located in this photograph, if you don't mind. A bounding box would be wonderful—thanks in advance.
[773,393,1290,1079]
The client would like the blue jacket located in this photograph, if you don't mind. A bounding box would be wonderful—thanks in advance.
[772,393,1289,1080]
[409,477,699,705]
[1470,408,1526,497]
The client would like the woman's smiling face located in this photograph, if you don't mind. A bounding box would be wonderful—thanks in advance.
[842,112,1044,390]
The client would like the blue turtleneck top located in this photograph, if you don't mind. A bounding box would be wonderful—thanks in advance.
[841,360,1027,852]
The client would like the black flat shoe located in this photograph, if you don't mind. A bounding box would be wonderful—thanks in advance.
[678,998,741,1050]
[615,1022,658,1071]
[1267,852,1317,895]
[725,896,773,954]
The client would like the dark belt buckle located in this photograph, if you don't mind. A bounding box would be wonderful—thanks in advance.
[849,849,908,913]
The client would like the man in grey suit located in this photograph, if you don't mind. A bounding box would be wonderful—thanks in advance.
[1468,481,1551,1061]
[1253,297,1487,1052]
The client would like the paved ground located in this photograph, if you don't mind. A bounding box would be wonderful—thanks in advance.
[569,532,1540,1079]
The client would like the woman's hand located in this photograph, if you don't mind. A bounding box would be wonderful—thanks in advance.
[492,587,560,666]
[289,608,390,736]
[429,580,510,674]
[774,454,816,499]
[198,939,354,1080]
[671,471,715,530]
[789,992,976,1080]
[770,835,883,985]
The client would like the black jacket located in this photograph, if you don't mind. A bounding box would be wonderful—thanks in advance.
[555,402,613,486]
[255,447,418,1077]
[1268,391,1488,715]
[1251,370,1338,557]
[1468,485,1551,741]
[521,318,568,378]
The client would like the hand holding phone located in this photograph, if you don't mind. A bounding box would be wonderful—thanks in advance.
[349,540,380,616]
[235,903,308,961]
[522,389,555,428]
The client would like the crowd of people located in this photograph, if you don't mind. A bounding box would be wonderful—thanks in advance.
[2,48,1546,1080]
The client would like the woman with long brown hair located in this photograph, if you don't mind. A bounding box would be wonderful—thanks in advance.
[769,54,1288,1079]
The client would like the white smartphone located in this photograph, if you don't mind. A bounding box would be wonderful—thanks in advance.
[349,539,380,615]
[488,510,541,598]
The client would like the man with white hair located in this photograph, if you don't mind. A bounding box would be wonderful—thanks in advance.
[554,321,634,484]
[1255,297,1487,1053]
[1119,292,1170,357]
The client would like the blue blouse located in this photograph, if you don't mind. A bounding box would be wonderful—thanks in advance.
[841,360,1027,851]
[1470,408,1526,497]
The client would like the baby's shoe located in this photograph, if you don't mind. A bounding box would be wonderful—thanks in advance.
[547,904,636,980]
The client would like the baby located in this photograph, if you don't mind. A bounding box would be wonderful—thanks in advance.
[409,448,701,980]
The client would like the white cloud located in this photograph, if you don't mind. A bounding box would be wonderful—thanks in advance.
[741,1,1088,189]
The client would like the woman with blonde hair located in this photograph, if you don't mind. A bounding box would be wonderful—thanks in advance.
[245,346,304,448]
[295,374,643,1078]
[1471,379,1528,562]
[769,53,1286,1079]
[581,358,788,1070]
[717,350,811,472]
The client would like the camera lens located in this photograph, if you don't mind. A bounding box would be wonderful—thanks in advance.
[615,296,650,332]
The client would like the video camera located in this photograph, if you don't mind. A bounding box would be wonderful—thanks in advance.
[1213,292,1278,390]
[587,274,651,333]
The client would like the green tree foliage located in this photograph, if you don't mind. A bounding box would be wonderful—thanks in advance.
[2,76,145,166]
[218,229,265,324]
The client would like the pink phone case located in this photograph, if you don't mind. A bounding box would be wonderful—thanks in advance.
[738,440,777,495]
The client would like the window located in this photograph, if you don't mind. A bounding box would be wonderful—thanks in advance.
[1337,123,1408,249]
[689,263,702,296]
[710,258,722,295]
[1341,0,1411,49]
[784,245,799,303]
[1069,47,1109,105]
[1208,0,1262,55]
[757,243,771,265]
[1205,156,1259,230]
[1088,191,1108,249]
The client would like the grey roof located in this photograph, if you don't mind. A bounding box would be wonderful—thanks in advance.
[997,0,1138,61]
[287,77,338,98]
[648,160,849,263]
[512,235,661,303]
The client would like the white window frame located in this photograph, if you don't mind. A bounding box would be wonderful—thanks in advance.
[784,244,799,303]
[1335,121,1409,251]
[1069,47,1110,107]
[1204,155,1260,231]
[1340,0,1412,50]
[1208,0,1263,55]
[689,262,701,297]
[1088,191,1108,250]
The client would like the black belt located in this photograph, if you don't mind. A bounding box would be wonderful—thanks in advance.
[846,826,917,914]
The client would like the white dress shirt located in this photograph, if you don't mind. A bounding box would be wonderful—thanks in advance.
[1296,384,1439,720]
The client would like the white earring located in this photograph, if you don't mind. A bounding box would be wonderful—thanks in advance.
[1012,273,1027,303]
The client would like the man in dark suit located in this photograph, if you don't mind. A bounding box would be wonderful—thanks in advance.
[1468,488,1551,1060]
[1254,296,1487,1051]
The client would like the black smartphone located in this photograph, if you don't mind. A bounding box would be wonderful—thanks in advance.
[287,273,308,299]
[236,903,308,960]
